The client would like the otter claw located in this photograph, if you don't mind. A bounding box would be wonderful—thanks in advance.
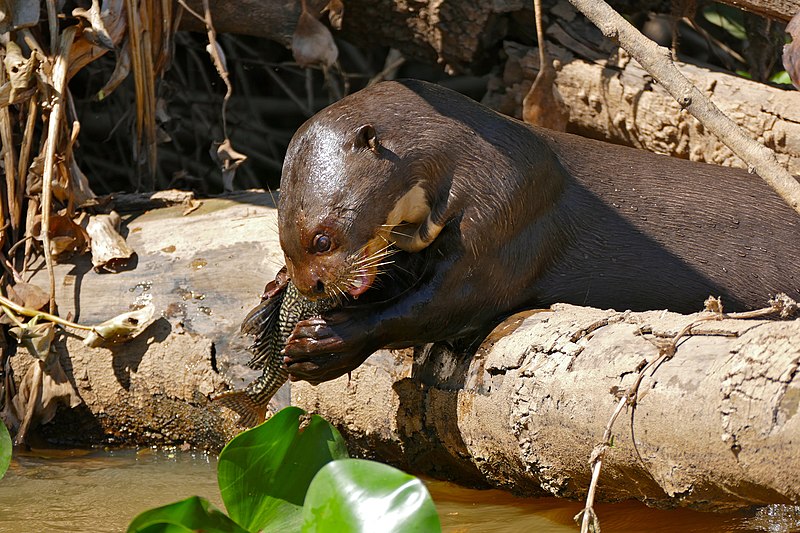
[283,311,376,384]
[289,317,330,340]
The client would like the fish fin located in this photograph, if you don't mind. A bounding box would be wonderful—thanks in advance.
[241,287,285,370]
[245,344,272,371]
[212,391,267,427]
[241,292,284,337]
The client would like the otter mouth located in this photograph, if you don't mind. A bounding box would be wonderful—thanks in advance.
[338,245,429,307]
[348,268,375,298]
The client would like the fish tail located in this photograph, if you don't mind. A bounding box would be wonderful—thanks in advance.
[211,390,267,427]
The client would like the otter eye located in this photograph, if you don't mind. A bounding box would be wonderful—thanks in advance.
[312,233,331,253]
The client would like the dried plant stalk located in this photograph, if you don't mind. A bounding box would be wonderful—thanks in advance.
[40,26,77,313]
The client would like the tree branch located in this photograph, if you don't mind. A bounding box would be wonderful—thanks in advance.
[568,0,800,216]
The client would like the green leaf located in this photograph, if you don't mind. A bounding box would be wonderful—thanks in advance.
[702,6,746,40]
[126,496,247,533]
[301,459,442,533]
[218,406,349,532]
[0,422,10,480]
[770,71,792,85]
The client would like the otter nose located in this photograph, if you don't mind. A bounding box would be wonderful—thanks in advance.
[312,277,325,294]
[304,270,326,297]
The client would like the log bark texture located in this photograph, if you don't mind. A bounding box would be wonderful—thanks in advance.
[6,192,798,511]
[293,306,800,512]
[10,192,286,449]
[180,0,522,73]
[484,39,800,175]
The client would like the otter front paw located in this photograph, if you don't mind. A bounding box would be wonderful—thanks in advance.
[283,314,373,384]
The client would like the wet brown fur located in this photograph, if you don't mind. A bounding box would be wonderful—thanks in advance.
[278,79,800,384]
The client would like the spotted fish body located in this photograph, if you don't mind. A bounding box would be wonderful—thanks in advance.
[213,281,335,426]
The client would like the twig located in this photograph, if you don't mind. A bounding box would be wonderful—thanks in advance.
[578,395,627,533]
[16,95,39,250]
[567,0,800,215]
[0,295,94,332]
[0,66,15,252]
[368,51,406,86]
[0,256,23,284]
[45,0,58,53]
[125,0,158,186]
[577,293,797,531]
[176,0,233,132]
[1,303,25,328]
[41,26,77,314]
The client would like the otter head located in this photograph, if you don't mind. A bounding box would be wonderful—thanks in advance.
[278,111,446,301]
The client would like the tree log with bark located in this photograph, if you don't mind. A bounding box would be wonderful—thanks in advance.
[484,38,800,177]
[5,193,798,512]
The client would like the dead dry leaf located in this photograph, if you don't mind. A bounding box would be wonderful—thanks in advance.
[523,60,569,131]
[68,0,126,80]
[32,214,90,260]
[783,11,800,90]
[73,0,115,49]
[324,0,344,31]
[5,282,50,312]
[3,41,38,99]
[83,303,155,347]
[67,157,98,207]
[292,8,339,68]
[214,139,248,192]
[9,321,55,360]
[85,211,135,272]
[182,199,202,216]
[11,354,82,445]
[97,40,131,100]
[47,215,90,257]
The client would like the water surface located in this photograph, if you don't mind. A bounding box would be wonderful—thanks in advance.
[0,449,797,532]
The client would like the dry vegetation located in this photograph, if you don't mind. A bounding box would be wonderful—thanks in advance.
[0,1,798,524]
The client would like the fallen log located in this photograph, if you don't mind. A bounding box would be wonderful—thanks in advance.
[7,191,286,449]
[179,0,800,74]
[294,307,800,512]
[484,38,800,175]
[176,0,800,175]
[4,192,798,512]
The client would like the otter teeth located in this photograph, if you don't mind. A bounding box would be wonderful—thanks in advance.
[349,271,372,298]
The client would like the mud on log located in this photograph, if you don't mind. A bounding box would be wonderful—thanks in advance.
[6,193,799,511]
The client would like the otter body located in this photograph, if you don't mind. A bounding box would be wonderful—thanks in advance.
[277,79,800,383]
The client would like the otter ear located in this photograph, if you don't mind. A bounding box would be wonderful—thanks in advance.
[353,124,379,153]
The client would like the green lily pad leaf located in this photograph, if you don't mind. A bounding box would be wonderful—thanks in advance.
[301,458,442,533]
[0,422,11,480]
[126,495,247,533]
[218,406,349,532]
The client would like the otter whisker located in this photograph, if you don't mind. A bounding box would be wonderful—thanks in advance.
[352,251,397,268]
[358,260,396,270]
[351,246,397,266]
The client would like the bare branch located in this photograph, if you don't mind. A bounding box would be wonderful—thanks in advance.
[568,0,800,216]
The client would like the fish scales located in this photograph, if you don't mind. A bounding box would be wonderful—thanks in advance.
[213,281,335,426]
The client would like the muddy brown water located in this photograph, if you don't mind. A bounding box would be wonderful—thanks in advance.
[0,448,798,533]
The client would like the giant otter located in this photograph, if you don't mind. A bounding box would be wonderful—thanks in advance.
[274,79,799,384]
